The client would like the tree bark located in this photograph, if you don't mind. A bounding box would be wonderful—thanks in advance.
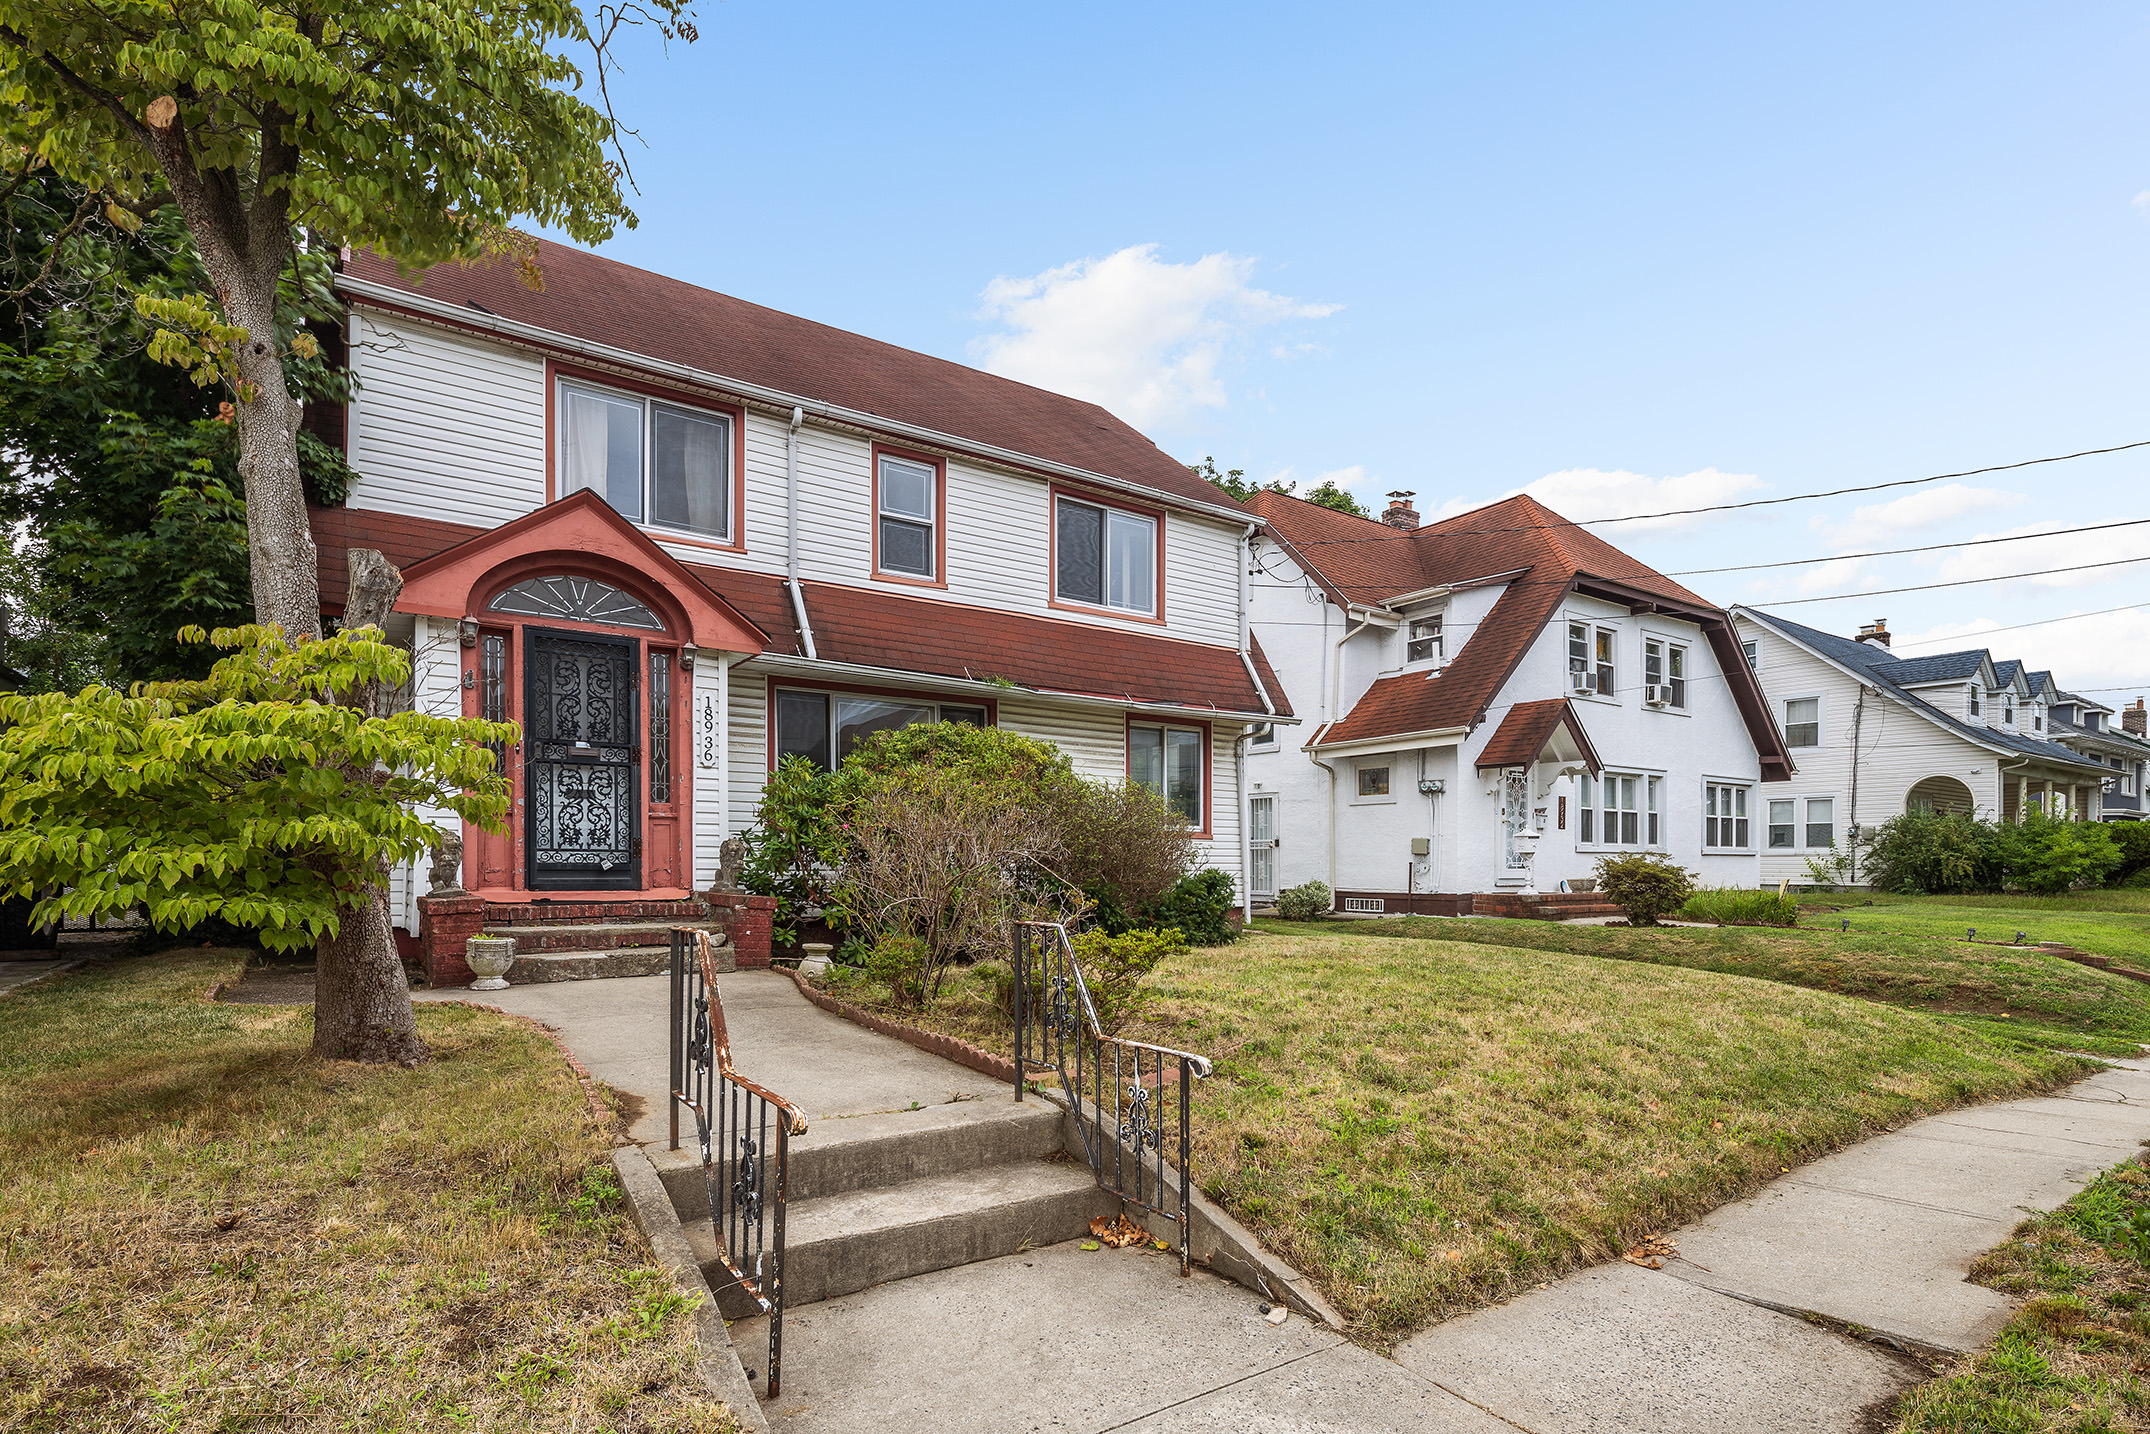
[311,549,424,1065]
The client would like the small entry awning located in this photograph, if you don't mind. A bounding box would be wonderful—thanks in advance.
[1472,698,1602,774]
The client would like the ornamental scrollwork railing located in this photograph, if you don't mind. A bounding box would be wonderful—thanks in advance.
[670,928,805,1399]
[1011,921,1213,1275]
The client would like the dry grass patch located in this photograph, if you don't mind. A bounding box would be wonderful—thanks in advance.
[0,949,738,1434]
[832,927,2091,1345]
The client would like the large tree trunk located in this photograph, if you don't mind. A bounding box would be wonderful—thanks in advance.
[311,549,424,1065]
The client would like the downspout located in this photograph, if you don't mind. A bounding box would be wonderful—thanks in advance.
[1307,605,1380,895]
[1998,755,2031,822]
[785,406,818,660]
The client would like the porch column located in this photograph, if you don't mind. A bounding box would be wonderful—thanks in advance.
[2016,774,2026,823]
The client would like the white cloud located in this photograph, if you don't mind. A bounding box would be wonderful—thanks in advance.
[2135,190,2150,220]
[1430,467,1766,532]
[1898,609,2150,693]
[1927,520,2149,590]
[971,245,1339,428]
[1815,484,2024,544]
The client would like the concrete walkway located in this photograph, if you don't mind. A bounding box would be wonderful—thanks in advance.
[423,968,2150,1432]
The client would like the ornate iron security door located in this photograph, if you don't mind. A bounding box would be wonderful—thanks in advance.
[525,628,640,890]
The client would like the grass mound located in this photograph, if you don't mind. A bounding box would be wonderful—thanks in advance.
[0,949,737,1433]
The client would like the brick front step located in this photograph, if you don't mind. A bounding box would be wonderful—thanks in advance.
[482,920,694,954]
[483,899,705,926]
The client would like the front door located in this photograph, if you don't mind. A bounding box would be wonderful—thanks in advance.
[525,627,641,891]
[1249,795,1278,898]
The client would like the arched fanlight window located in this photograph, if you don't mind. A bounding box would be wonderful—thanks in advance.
[486,575,665,631]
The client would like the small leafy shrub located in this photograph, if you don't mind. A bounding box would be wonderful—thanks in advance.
[1053,779,1198,929]
[2109,822,2150,886]
[1800,850,1851,891]
[1859,810,2005,895]
[1593,852,1696,927]
[738,755,843,946]
[1274,880,1333,922]
[1678,887,1797,927]
[862,933,933,1007]
[2003,813,2121,895]
[1144,868,1237,946]
[1071,926,1186,1034]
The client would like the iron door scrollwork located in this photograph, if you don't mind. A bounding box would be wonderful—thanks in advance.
[525,628,640,890]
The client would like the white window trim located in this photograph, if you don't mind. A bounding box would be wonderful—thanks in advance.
[1572,767,1666,850]
[1403,607,1447,671]
[1641,630,1692,714]
[557,376,735,544]
[1764,792,1840,853]
[875,452,939,580]
[1781,692,1825,749]
[1564,616,1622,705]
[1351,759,1399,805]
[1701,778,1756,853]
[1054,494,1159,617]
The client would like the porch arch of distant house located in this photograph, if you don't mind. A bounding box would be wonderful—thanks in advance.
[1906,775,1976,817]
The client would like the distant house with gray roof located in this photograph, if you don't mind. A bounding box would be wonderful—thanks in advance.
[1729,610,2117,885]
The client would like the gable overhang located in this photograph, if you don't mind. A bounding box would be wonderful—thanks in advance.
[1473,698,1604,776]
[341,276,1256,531]
[395,488,769,653]
[1306,724,1470,759]
[745,651,1296,727]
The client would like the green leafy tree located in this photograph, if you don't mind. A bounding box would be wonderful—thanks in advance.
[1189,456,1369,517]
[0,623,510,1060]
[1,0,690,1059]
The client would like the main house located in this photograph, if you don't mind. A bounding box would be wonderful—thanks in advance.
[1242,490,1791,913]
[1729,611,2119,885]
[305,240,1289,958]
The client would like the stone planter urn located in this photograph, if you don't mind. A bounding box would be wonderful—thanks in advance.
[466,935,516,991]
[799,942,834,977]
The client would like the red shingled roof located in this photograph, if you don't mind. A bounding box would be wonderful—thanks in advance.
[341,242,1231,513]
[1249,491,1788,777]
[1471,698,1602,773]
[309,506,1284,718]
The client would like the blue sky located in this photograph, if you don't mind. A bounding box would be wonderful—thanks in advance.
[573,1,2150,692]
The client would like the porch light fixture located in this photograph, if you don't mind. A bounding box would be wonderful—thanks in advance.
[679,644,697,672]
[458,617,480,647]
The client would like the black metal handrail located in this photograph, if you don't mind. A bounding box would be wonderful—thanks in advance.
[1011,920,1213,1275]
[670,927,806,1399]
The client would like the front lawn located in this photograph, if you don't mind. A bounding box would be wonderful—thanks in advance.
[821,925,2086,1344]
[1270,912,2150,1056]
[1890,1155,2150,1431]
[0,949,737,1433]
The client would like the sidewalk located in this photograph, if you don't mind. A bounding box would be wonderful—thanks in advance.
[425,969,2150,1432]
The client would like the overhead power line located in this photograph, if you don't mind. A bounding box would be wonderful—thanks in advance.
[1747,555,2150,608]
[1665,516,2150,577]
[1284,439,2150,548]
[1892,603,2150,651]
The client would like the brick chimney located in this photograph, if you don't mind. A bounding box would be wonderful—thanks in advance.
[1856,618,1890,649]
[2126,699,2147,738]
[1381,490,1419,529]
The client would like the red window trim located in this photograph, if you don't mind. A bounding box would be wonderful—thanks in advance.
[1048,482,1167,627]
[546,359,749,555]
[764,675,998,771]
[1125,714,1212,839]
[870,443,948,590]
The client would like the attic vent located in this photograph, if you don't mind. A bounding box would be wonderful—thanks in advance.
[1343,897,1385,913]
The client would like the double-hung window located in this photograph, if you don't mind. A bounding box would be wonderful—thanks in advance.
[1579,773,1653,846]
[1783,697,1819,747]
[1568,622,1614,695]
[1742,639,1759,672]
[1643,639,1688,708]
[1595,629,1615,697]
[1129,722,1203,826]
[1767,796,1835,849]
[876,452,939,580]
[1407,615,1442,664]
[1056,496,1157,615]
[1704,784,1750,849]
[560,379,734,541]
[1804,797,1835,848]
[1968,686,1982,718]
[774,689,988,772]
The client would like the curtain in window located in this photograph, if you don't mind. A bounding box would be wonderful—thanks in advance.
[1057,500,1104,605]
[563,387,644,520]
[653,406,728,537]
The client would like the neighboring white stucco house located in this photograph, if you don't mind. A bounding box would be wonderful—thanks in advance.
[1242,490,1791,914]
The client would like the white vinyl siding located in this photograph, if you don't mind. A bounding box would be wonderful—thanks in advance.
[347,314,547,526]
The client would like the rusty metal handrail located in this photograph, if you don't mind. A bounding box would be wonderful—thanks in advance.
[669,928,805,1398]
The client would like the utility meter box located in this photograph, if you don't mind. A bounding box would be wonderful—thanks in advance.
[1410,837,1431,857]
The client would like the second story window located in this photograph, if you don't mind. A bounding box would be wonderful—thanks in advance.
[1742,639,1759,672]
[1056,496,1157,616]
[876,452,940,580]
[1567,622,1614,696]
[1643,639,1688,708]
[1407,615,1442,664]
[1969,686,1981,717]
[560,379,733,541]
[1784,697,1819,747]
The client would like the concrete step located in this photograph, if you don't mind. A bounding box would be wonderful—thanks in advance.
[687,1158,1115,1311]
[654,1098,1067,1215]
[497,946,675,983]
[483,899,706,926]
[485,920,693,954]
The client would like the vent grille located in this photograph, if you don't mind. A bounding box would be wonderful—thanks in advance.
[1343,897,1385,913]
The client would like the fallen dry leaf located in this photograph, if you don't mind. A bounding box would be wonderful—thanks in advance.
[1089,1214,1148,1249]
[1623,1233,1676,1270]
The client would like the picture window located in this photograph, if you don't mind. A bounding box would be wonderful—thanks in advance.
[774,689,991,772]
[1056,496,1157,615]
[1129,722,1203,825]
[560,379,733,541]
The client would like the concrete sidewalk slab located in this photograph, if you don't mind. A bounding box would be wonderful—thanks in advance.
[734,1238,1490,1434]
[1395,1262,1919,1434]
[0,958,78,996]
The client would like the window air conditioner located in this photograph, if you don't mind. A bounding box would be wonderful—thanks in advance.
[1569,671,1597,696]
[1643,685,1669,707]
